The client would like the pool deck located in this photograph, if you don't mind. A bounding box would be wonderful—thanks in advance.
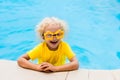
[0,60,120,80]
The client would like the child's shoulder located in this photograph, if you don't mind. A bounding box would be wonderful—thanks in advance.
[61,41,70,46]
[35,42,45,47]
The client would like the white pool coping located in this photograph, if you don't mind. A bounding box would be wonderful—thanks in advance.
[0,60,120,80]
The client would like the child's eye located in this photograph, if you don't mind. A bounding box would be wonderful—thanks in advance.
[46,34,52,38]
[56,33,61,36]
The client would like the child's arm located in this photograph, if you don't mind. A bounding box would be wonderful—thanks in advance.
[55,56,79,71]
[17,54,44,71]
[42,56,79,72]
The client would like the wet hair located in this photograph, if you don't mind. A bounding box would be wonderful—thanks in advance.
[35,17,68,40]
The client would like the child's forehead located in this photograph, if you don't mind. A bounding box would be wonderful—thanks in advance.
[44,23,62,32]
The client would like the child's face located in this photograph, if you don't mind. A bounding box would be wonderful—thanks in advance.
[43,23,64,50]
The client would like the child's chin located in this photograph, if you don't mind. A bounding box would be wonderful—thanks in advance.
[50,45,58,50]
[51,46,57,49]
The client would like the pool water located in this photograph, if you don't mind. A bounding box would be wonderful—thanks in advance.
[0,0,120,70]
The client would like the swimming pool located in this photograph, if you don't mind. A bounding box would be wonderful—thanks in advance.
[0,0,120,70]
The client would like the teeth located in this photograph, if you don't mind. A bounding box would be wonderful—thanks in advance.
[51,41,57,43]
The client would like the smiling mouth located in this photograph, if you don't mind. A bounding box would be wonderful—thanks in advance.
[50,41,58,45]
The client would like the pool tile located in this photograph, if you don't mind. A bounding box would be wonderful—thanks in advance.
[66,69,89,80]
[89,70,114,80]
[112,70,120,80]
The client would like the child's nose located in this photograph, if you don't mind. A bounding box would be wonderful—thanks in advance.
[53,35,57,40]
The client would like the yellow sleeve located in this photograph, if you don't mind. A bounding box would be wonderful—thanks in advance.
[27,44,42,60]
[63,42,75,60]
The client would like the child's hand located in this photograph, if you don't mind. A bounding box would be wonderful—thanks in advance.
[40,62,57,72]
[35,64,45,72]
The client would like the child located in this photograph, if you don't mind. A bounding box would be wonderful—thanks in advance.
[17,17,79,72]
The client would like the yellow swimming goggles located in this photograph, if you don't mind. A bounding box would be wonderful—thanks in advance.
[44,29,64,41]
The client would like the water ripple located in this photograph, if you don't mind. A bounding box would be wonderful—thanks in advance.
[116,51,120,59]
[116,13,120,20]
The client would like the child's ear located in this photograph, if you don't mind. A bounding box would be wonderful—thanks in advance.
[42,36,45,40]
[42,34,45,40]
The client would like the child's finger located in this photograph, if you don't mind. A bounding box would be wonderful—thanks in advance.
[40,64,49,69]
[43,67,50,71]
[41,62,49,66]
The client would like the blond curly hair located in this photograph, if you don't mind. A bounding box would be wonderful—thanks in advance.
[35,17,68,40]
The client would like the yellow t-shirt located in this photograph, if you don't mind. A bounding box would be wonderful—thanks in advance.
[27,41,75,66]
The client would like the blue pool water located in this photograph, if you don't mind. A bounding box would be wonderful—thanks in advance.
[0,0,120,70]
